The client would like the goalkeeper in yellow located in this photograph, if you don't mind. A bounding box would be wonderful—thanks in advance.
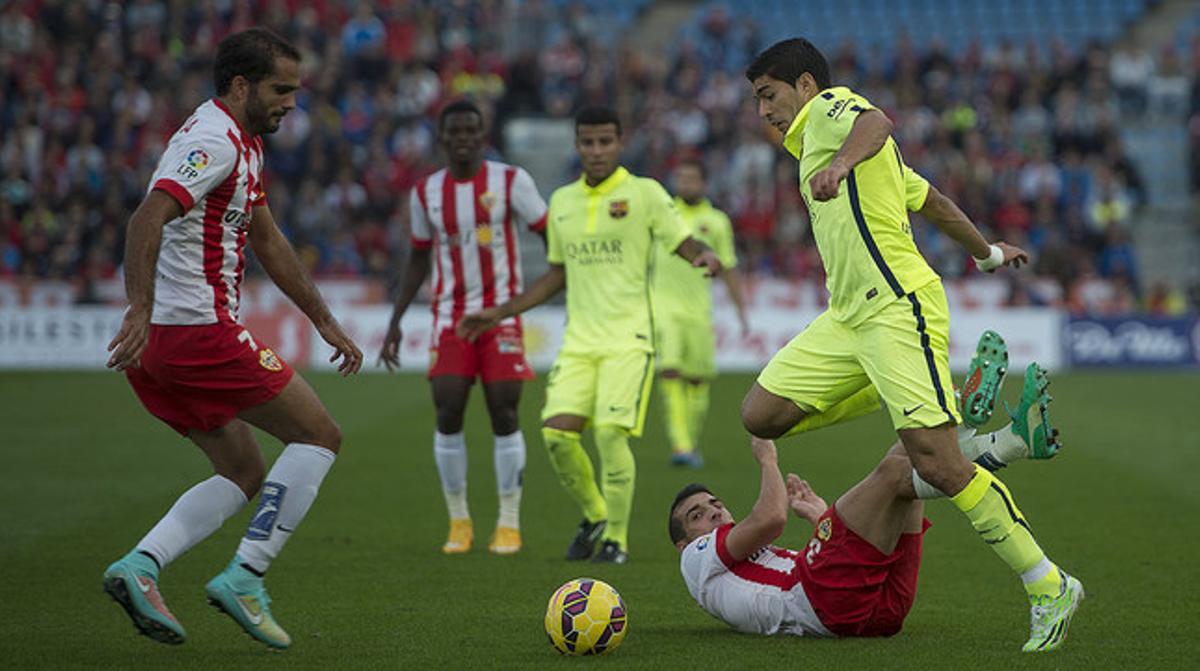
[459,106,721,564]
[653,159,747,468]
[740,38,1082,652]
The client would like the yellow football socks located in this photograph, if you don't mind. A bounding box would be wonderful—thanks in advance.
[659,377,693,454]
[594,424,636,550]
[685,381,710,451]
[542,427,606,523]
[785,385,881,436]
[951,464,1064,598]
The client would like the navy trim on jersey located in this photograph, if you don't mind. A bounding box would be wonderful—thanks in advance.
[847,170,904,298]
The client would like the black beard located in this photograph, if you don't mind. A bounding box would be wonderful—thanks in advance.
[245,93,272,135]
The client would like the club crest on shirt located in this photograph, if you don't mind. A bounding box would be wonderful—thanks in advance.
[817,517,833,541]
[259,348,283,372]
[479,191,497,212]
[476,224,493,245]
[696,537,709,550]
[609,199,629,219]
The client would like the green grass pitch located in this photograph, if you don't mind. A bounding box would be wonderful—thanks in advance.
[2,370,1197,669]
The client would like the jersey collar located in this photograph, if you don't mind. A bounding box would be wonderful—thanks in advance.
[782,86,844,159]
[579,166,629,195]
[212,98,254,145]
[674,196,711,212]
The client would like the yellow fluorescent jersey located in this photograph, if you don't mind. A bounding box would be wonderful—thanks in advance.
[784,86,940,327]
[547,167,691,354]
[652,197,738,319]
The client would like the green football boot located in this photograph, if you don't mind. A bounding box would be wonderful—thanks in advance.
[102,551,186,645]
[1023,571,1085,652]
[205,557,292,649]
[1007,363,1061,459]
[960,330,1008,428]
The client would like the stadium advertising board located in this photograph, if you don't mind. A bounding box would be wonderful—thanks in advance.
[0,304,1068,371]
[1065,317,1199,368]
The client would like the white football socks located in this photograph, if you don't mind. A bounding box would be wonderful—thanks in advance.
[237,443,336,574]
[910,424,1033,500]
[435,431,469,520]
[494,431,526,529]
[136,475,247,568]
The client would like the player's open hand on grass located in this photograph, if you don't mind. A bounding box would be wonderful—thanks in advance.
[316,317,362,376]
[693,249,723,278]
[457,307,503,341]
[378,321,402,372]
[785,474,828,524]
[809,159,850,201]
[107,305,152,371]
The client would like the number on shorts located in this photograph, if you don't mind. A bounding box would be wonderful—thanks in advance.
[238,329,259,352]
[805,538,822,566]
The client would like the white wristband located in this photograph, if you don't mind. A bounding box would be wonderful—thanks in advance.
[975,244,1004,272]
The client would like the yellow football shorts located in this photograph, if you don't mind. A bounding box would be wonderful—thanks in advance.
[541,347,656,436]
[757,280,962,430]
[654,312,716,380]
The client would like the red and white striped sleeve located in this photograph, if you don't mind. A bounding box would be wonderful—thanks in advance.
[509,167,547,233]
[409,183,432,250]
[149,123,238,213]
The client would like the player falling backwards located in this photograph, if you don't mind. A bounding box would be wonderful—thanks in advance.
[459,106,722,563]
[380,100,548,556]
[653,158,748,468]
[102,28,363,649]
[672,348,1080,651]
[737,38,1079,651]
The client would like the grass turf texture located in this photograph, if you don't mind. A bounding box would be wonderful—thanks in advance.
[1,371,1196,669]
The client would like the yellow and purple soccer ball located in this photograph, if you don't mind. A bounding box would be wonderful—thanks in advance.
[544,578,628,656]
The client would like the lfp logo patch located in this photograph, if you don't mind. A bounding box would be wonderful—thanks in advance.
[817,517,833,541]
[186,148,210,171]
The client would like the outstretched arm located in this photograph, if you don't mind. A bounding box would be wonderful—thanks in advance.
[106,190,182,370]
[249,204,363,375]
[457,263,566,340]
[721,269,749,336]
[723,438,790,561]
[379,247,431,371]
[785,474,829,525]
[919,185,1029,270]
[810,109,895,201]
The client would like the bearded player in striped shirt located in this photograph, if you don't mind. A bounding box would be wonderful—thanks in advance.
[380,100,548,556]
[102,28,362,650]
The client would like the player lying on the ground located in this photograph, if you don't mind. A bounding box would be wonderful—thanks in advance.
[669,381,1083,652]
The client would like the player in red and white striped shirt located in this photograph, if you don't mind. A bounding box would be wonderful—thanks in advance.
[102,29,362,650]
[380,100,547,556]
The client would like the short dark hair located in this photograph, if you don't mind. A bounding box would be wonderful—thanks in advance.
[669,483,714,545]
[745,38,831,90]
[574,106,622,135]
[438,99,484,131]
[214,28,301,96]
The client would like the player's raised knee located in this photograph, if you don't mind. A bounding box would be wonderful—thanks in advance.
[740,394,786,439]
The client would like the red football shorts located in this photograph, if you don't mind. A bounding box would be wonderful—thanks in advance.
[126,322,294,435]
[799,505,931,637]
[429,321,535,383]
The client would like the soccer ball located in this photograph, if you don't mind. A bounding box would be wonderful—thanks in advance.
[544,577,628,656]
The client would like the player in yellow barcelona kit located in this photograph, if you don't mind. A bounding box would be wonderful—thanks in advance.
[653,159,747,468]
[740,39,1082,652]
[459,107,722,563]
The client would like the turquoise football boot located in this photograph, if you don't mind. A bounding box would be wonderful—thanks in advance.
[102,551,186,644]
[205,557,292,649]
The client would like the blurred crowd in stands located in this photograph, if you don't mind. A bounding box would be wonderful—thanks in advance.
[1,0,1196,315]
